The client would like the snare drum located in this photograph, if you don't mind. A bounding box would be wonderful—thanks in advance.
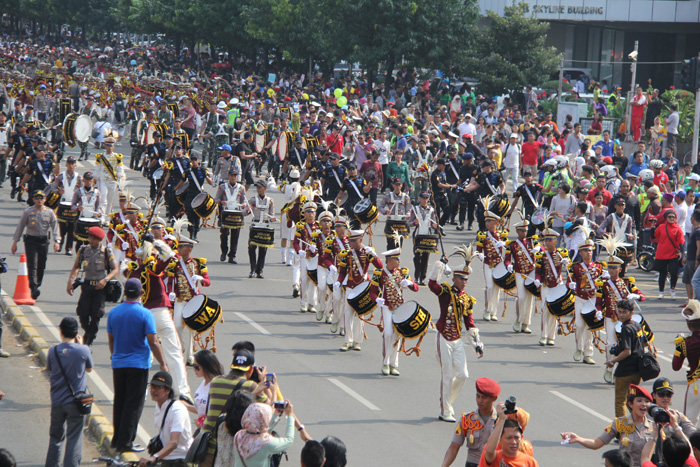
[531,208,548,230]
[75,218,101,241]
[384,216,410,237]
[44,191,61,210]
[192,192,216,219]
[545,283,575,317]
[353,198,378,225]
[492,263,516,291]
[57,202,79,223]
[346,281,376,316]
[221,210,244,229]
[250,223,275,248]
[413,234,439,254]
[488,195,510,218]
[175,182,189,206]
[523,271,541,298]
[255,132,266,153]
[392,301,431,339]
[182,294,222,333]
[306,256,319,285]
[580,301,604,331]
[616,314,654,342]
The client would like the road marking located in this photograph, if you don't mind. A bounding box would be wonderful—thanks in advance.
[26,305,152,445]
[234,312,271,335]
[328,378,380,411]
[550,390,611,423]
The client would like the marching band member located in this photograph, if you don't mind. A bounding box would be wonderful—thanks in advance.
[214,168,246,264]
[245,179,276,278]
[328,215,350,335]
[78,96,98,161]
[145,130,167,200]
[408,191,439,285]
[504,213,539,333]
[313,209,335,322]
[95,134,125,216]
[674,301,700,425]
[595,235,645,383]
[294,201,319,312]
[118,201,145,262]
[534,225,570,346]
[71,172,103,250]
[335,163,371,230]
[334,230,382,351]
[569,237,604,365]
[126,100,146,169]
[52,155,80,255]
[428,244,482,423]
[166,232,211,366]
[272,167,301,265]
[20,144,54,206]
[176,153,212,240]
[476,197,507,322]
[379,176,412,250]
[369,246,419,376]
[321,153,346,202]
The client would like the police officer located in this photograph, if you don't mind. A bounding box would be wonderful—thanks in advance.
[66,226,118,347]
[457,152,479,231]
[462,160,506,232]
[12,189,61,299]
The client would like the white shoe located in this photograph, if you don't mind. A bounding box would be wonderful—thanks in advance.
[521,325,532,334]
[573,350,582,362]
[316,308,324,321]
[583,356,595,365]
[512,321,521,333]
[604,368,613,383]
[300,305,308,313]
[339,343,352,352]
[381,365,390,375]
[390,366,400,376]
[490,313,498,322]
[330,323,338,333]
[339,328,345,336]
[483,312,491,321]
[439,414,456,423]
[671,289,677,300]
[658,291,664,299]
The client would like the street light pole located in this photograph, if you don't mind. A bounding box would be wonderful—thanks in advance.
[626,41,639,140]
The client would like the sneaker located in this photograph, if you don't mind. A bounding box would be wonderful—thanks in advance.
[229,258,237,264]
[490,313,498,322]
[512,321,521,333]
[248,271,255,278]
[65,249,72,256]
[339,328,345,336]
[671,289,677,300]
[0,349,9,358]
[308,306,317,314]
[256,272,263,279]
[330,323,338,333]
[390,366,400,376]
[300,305,308,313]
[583,356,595,365]
[467,223,473,231]
[339,343,352,352]
[521,325,532,334]
[456,224,464,231]
[439,414,456,423]
[325,316,332,324]
[658,291,664,299]
[381,364,390,375]
[573,350,582,362]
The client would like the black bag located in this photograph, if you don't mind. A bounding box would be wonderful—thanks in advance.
[53,346,94,415]
[105,280,122,303]
[0,256,8,274]
[148,400,175,455]
[638,332,661,382]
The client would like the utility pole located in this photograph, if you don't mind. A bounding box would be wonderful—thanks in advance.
[693,87,699,165]
[557,56,564,106]
[626,41,639,140]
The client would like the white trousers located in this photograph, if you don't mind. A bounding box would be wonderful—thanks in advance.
[685,383,700,426]
[515,274,535,326]
[436,333,468,418]
[99,179,118,217]
[300,257,317,308]
[604,317,618,364]
[574,297,594,357]
[483,264,503,316]
[151,307,190,396]
[382,306,401,368]
[344,286,364,345]
[540,286,558,340]
[173,301,194,363]
[317,266,332,319]
[292,252,301,286]
[331,287,346,331]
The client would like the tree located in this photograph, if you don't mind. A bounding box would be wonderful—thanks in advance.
[469,1,560,96]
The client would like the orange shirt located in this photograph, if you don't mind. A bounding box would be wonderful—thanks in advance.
[478,449,539,467]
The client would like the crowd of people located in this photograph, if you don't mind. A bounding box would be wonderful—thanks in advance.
[1,34,700,467]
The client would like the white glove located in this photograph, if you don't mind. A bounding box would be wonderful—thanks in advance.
[376,298,385,307]
[298,249,305,257]
[192,274,204,283]
[444,264,452,275]
[477,253,485,262]
[168,292,176,302]
[121,242,129,251]
[400,279,410,287]
[364,246,375,256]
[627,293,640,301]
[562,258,570,266]
[135,247,143,257]
[534,279,541,288]
[568,282,576,290]
[308,244,317,254]
[495,240,506,249]
[601,271,610,280]
[333,281,341,291]
[329,265,338,275]
[507,264,514,273]
[595,310,604,321]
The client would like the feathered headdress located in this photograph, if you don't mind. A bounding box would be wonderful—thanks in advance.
[514,206,529,229]
[596,234,625,265]
[451,243,477,277]
[541,211,559,239]
[172,217,192,243]
[479,195,500,221]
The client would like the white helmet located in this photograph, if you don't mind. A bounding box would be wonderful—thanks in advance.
[601,165,617,178]
[649,159,663,169]
[555,156,568,169]
[639,169,654,182]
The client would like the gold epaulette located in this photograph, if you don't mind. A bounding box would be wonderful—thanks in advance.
[477,231,486,239]
[499,230,509,239]
[339,250,349,258]
[400,267,409,276]
[295,221,305,229]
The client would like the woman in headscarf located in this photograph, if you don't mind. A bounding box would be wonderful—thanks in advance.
[233,402,295,466]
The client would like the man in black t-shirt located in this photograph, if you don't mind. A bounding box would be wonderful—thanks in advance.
[507,171,542,236]
[457,153,479,231]
[463,161,506,232]
[430,159,454,233]
[236,132,256,190]
[608,299,643,417]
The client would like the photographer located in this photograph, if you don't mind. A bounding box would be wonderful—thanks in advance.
[608,299,644,418]
[560,384,655,467]
[650,378,696,438]
[479,401,538,466]
[639,412,697,467]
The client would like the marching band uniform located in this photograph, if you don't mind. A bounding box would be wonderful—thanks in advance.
[535,228,570,346]
[245,179,275,278]
[673,300,700,425]
[339,167,369,230]
[71,173,103,250]
[476,211,508,321]
[313,211,335,323]
[321,158,346,202]
[166,237,210,365]
[51,158,80,254]
[569,239,604,365]
[328,217,350,335]
[504,220,539,333]
[427,258,481,422]
[294,202,319,313]
[272,169,301,265]
[214,169,246,263]
[145,136,167,200]
[127,105,146,169]
[369,249,419,376]
[335,230,382,351]
[107,204,143,262]
[378,181,412,250]
[180,158,212,240]
[408,192,439,284]
[94,137,125,216]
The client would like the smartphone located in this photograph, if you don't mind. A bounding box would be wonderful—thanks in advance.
[274,400,286,410]
[266,373,274,385]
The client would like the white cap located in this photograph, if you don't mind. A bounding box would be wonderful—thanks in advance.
[509,133,518,139]
[690,174,700,182]
[217,101,227,109]
[544,159,557,166]
[230,98,239,105]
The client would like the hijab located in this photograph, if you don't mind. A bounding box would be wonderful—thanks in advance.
[234,403,273,459]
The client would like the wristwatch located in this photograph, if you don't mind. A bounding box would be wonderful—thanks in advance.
[153,454,159,462]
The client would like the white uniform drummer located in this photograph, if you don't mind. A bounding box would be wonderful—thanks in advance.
[272,168,302,265]
[293,202,319,313]
[328,216,350,335]
[314,210,336,322]
[476,208,506,321]
[94,135,125,217]
[378,176,412,250]
[369,248,419,375]
[71,172,103,248]
[52,156,80,255]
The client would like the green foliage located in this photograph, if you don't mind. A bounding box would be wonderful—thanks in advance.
[469,2,560,96]
[540,80,572,92]
[660,89,696,143]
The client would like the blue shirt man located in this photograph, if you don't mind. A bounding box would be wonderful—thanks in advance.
[623,151,649,178]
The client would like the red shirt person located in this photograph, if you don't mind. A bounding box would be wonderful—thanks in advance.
[586,176,613,206]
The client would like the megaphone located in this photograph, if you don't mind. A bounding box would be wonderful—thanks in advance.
[628,50,638,61]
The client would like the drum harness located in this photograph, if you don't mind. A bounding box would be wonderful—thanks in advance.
[487,231,516,315]
[61,171,79,202]
[223,183,242,211]
[80,187,99,217]
[577,262,607,352]
[544,249,576,336]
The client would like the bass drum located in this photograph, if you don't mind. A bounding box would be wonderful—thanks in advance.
[523,271,541,298]
[615,314,654,343]
[192,192,216,219]
[545,283,575,317]
[353,198,378,225]
[250,223,275,248]
[580,300,604,331]
[392,301,431,339]
[306,255,319,285]
[492,262,516,291]
[73,114,92,143]
[75,218,101,241]
[255,132,266,153]
[413,234,438,254]
[531,208,548,230]
[62,113,78,146]
[57,202,79,223]
[182,294,222,333]
[346,281,376,316]
[44,191,61,210]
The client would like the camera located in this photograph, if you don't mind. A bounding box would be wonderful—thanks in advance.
[504,396,518,415]
[274,400,286,410]
[609,344,621,356]
[647,404,670,424]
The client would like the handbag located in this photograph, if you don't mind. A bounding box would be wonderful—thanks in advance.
[91,121,106,139]
[148,399,175,455]
[638,331,661,382]
[53,346,93,415]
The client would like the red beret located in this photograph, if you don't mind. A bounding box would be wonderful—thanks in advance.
[628,384,653,401]
[603,156,613,164]
[87,226,105,241]
[475,377,500,397]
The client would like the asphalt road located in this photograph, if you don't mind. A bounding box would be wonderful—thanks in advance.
[0,139,694,466]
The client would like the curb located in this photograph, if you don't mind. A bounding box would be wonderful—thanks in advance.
[0,294,140,463]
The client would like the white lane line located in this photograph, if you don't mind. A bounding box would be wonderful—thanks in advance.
[27,305,152,445]
[550,390,611,423]
[234,312,271,335]
[328,378,380,411]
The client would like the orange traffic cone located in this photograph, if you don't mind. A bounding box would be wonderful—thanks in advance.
[13,254,35,305]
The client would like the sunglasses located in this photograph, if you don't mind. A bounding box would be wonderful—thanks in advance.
[656,391,673,398]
